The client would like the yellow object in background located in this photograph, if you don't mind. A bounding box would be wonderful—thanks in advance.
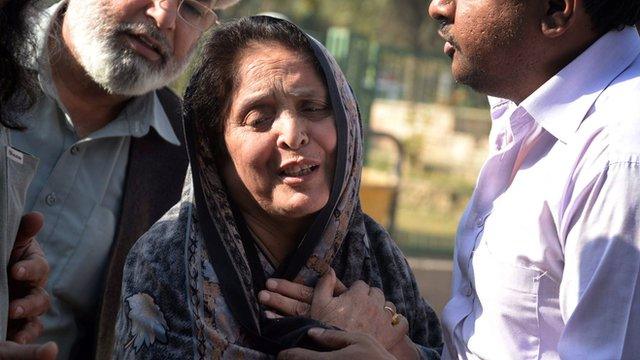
[360,168,398,229]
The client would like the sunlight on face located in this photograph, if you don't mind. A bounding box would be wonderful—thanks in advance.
[64,0,202,95]
[222,42,337,221]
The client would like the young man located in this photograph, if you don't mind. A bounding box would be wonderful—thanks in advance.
[9,0,237,358]
[279,0,640,359]
[428,0,640,358]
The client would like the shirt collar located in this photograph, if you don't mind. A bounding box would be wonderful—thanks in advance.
[519,27,640,143]
[80,91,180,146]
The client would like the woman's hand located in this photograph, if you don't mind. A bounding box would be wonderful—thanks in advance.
[259,269,418,357]
[277,328,394,360]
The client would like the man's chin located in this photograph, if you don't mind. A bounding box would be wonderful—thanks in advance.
[450,62,489,94]
[93,62,176,96]
[98,77,166,96]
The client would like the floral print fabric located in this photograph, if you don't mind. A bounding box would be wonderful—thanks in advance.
[113,17,442,359]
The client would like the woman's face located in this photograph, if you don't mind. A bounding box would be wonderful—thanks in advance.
[221,42,337,221]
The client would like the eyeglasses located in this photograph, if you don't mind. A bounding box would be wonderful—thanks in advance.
[172,0,220,31]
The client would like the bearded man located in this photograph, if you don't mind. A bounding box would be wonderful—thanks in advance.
[8,0,238,358]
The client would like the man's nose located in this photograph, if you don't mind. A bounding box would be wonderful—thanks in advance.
[428,0,455,21]
[146,0,179,30]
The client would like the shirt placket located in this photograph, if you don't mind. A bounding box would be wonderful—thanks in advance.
[32,135,98,285]
[446,106,537,353]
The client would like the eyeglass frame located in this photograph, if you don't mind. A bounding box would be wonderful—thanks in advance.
[158,0,220,31]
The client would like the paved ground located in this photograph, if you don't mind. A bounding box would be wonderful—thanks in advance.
[407,257,453,316]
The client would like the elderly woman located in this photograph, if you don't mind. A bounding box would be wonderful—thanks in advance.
[114,16,441,359]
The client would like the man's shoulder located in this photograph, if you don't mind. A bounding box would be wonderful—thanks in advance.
[593,57,640,158]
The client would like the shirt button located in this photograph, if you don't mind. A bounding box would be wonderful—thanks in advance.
[45,192,57,206]
[70,145,80,155]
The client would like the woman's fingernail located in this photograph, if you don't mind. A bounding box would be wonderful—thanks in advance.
[308,328,324,336]
[265,310,277,319]
[16,267,26,278]
[258,291,270,302]
[13,306,24,317]
[266,279,277,290]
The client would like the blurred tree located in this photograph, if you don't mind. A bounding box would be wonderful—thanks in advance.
[383,0,442,54]
[221,0,441,54]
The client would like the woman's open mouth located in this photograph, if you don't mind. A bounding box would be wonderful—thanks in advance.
[281,164,319,177]
[279,164,320,185]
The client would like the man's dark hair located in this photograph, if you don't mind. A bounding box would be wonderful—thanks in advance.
[184,16,322,156]
[0,0,39,129]
[583,0,640,34]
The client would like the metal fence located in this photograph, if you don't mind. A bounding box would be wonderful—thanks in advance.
[324,27,488,128]
[322,27,486,257]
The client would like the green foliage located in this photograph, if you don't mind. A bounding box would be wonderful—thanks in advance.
[220,0,443,54]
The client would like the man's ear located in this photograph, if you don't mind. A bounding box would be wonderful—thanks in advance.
[541,0,577,37]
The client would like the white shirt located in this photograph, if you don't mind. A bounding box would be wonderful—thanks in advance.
[443,27,640,360]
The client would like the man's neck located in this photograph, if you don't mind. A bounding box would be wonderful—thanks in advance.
[49,11,131,138]
[505,27,601,105]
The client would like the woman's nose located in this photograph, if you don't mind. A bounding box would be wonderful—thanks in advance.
[276,114,309,151]
[428,0,455,23]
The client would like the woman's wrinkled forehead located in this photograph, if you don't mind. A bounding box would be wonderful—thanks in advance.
[232,41,328,96]
[238,42,314,73]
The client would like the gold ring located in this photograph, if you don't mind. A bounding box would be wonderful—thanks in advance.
[384,305,401,326]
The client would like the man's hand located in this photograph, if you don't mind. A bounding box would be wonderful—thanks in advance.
[0,341,57,360]
[259,269,410,352]
[277,328,394,360]
[7,213,51,344]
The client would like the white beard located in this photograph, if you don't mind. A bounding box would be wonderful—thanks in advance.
[64,0,194,96]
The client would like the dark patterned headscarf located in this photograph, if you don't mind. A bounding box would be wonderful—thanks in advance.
[114,16,441,359]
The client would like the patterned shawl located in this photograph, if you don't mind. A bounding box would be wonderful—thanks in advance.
[114,18,442,359]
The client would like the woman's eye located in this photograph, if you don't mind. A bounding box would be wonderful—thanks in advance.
[244,111,273,128]
[301,102,330,115]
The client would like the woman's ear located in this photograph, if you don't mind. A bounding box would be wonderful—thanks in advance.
[541,0,577,38]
